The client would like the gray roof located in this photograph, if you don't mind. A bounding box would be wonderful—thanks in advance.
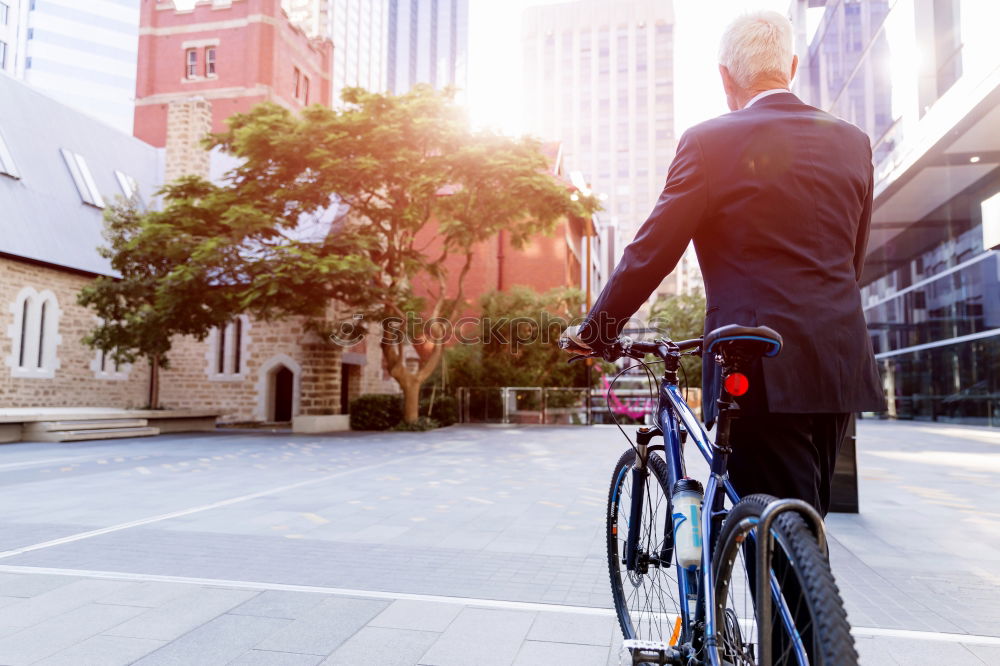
[0,74,162,276]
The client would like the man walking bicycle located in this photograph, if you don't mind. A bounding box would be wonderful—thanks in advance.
[567,10,885,517]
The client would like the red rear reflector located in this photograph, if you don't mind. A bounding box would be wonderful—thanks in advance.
[724,373,749,396]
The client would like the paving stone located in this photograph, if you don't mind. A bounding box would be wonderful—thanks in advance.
[368,600,463,633]
[321,627,439,665]
[0,573,82,598]
[964,644,1000,663]
[853,635,985,666]
[132,613,289,666]
[96,582,195,608]
[418,608,535,666]
[254,596,390,656]
[230,650,324,665]
[0,579,132,628]
[105,587,258,641]
[0,602,144,664]
[0,425,997,665]
[230,590,327,620]
[33,635,165,666]
[526,611,615,646]
[512,640,610,666]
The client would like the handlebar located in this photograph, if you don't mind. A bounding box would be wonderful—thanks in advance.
[558,335,702,362]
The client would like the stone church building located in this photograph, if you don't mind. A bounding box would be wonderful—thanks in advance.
[0,74,395,437]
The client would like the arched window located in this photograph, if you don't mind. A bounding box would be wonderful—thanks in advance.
[6,287,62,379]
[206,315,250,380]
[88,320,131,380]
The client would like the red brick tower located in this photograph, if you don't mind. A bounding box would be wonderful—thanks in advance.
[134,0,333,147]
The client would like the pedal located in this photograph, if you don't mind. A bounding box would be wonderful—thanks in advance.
[621,639,680,665]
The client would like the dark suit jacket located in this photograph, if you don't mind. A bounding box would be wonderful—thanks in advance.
[580,92,886,424]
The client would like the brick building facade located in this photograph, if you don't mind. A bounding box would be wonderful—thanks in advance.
[134,0,333,147]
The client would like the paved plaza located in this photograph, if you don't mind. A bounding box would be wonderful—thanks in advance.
[0,421,997,664]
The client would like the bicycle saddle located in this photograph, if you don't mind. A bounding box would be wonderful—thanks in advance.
[703,324,782,358]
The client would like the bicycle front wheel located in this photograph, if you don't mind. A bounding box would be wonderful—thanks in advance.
[712,493,857,665]
[606,448,684,642]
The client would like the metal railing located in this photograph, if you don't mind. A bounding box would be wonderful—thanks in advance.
[455,386,700,425]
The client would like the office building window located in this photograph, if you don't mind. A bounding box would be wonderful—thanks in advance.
[303,76,310,104]
[294,67,301,98]
[0,3,8,25]
[0,127,18,178]
[0,40,7,70]
[60,148,104,208]
[185,48,197,78]
[205,47,216,76]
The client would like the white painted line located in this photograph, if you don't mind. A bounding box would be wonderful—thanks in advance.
[0,454,103,471]
[849,626,1000,645]
[0,564,618,617]
[0,446,449,561]
[1,564,998,647]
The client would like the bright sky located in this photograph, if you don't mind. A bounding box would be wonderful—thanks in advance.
[174,0,796,136]
[467,0,794,137]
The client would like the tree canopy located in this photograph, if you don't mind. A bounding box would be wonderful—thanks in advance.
[81,85,596,420]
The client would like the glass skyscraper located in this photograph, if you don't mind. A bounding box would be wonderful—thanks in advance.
[282,0,388,104]
[521,0,696,296]
[5,0,139,133]
[386,0,469,95]
[794,0,1000,426]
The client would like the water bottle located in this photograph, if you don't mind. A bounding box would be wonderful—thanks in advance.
[672,478,704,569]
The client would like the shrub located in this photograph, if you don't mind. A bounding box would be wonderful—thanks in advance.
[349,393,403,430]
[421,394,459,426]
[391,416,440,432]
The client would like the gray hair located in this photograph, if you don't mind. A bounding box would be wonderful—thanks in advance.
[718,10,795,89]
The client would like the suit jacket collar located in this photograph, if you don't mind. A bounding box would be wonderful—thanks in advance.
[741,91,804,109]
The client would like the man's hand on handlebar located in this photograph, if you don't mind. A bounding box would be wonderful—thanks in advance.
[558,325,632,362]
[558,327,703,364]
[559,325,592,355]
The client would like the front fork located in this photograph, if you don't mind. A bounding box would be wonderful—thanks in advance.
[625,427,658,572]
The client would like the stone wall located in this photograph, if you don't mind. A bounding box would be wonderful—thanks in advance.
[1,256,400,421]
[0,257,150,408]
[164,98,212,182]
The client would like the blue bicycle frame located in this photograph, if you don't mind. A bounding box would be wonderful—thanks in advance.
[650,378,811,666]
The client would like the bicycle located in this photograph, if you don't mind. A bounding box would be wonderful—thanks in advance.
[560,324,857,666]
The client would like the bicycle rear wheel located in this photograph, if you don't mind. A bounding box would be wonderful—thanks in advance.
[606,448,684,642]
[712,494,857,665]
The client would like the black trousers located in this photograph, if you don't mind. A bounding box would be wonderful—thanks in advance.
[725,410,850,664]
[727,411,851,517]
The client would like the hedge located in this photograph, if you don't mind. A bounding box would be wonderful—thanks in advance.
[349,394,403,431]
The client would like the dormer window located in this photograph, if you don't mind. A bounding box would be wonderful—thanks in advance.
[115,170,142,207]
[61,148,104,208]
[0,127,17,179]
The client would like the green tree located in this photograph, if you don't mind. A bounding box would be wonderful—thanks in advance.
[81,86,594,422]
[78,181,374,408]
[207,85,596,422]
[648,289,706,388]
[443,286,600,389]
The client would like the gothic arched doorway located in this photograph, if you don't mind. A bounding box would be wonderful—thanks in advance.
[273,366,294,422]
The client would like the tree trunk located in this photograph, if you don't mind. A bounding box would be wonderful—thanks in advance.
[148,354,161,410]
[402,379,420,424]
